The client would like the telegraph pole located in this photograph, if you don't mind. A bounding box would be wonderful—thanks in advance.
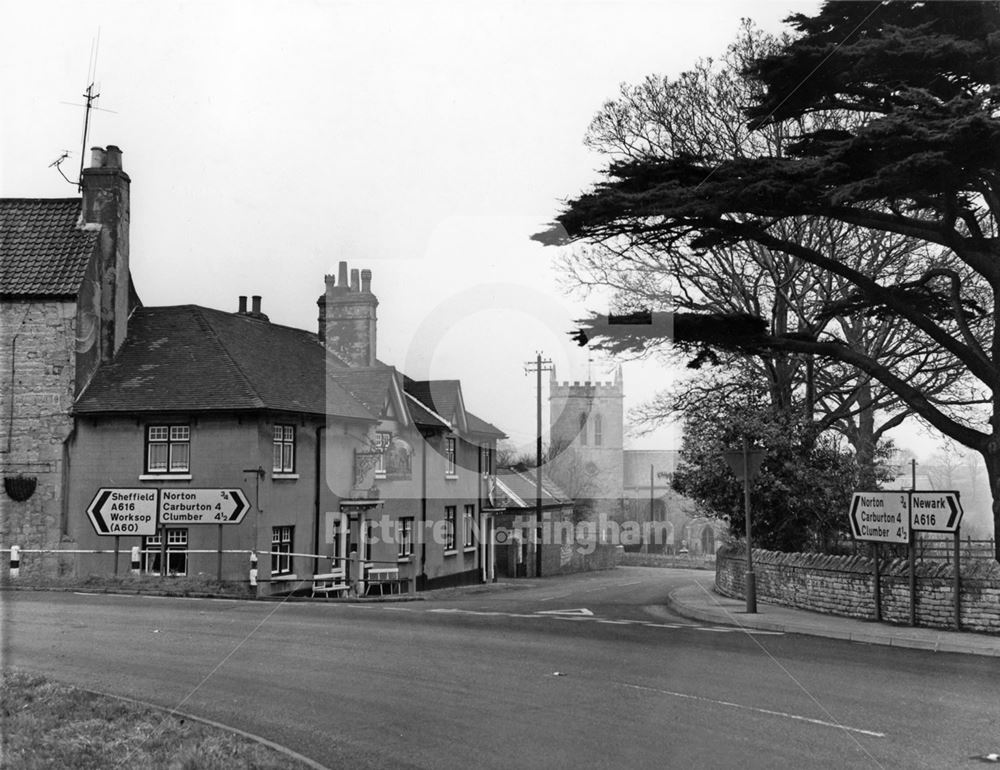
[524,353,553,578]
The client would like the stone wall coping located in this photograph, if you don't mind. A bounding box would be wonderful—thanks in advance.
[718,545,1000,581]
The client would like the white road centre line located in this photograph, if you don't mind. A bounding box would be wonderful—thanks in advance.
[618,683,885,738]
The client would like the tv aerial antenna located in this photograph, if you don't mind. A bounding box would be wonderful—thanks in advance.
[51,29,117,190]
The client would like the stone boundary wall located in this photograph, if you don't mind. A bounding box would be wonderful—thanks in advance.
[621,551,715,571]
[541,543,621,576]
[716,546,1000,633]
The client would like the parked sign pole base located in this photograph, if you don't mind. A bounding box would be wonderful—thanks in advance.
[873,542,882,622]
[954,526,962,631]
[744,570,757,614]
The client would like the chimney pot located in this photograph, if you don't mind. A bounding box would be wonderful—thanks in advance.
[105,145,123,169]
[324,273,336,290]
[338,261,349,289]
[317,294,327,342]
[238,296,247,314]
[350,268,360,292]
[90,147,106,168]
[251,295,262,315]
[361,269,372,293]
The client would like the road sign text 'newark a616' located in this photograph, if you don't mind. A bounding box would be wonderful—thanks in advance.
[86,489,158,536]
[849,491,910,544]
[910,491,963,533]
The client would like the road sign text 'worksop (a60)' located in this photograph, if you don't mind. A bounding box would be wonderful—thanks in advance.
[86,488,158,536]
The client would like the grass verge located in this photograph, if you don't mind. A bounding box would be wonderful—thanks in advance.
[1,669,315,769]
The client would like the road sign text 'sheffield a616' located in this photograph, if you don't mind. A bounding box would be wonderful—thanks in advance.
[849,491,910,544]
[86,488,158,536]
[910,491,963,533]
[159,489,249,525]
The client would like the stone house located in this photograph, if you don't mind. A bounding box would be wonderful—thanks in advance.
[1,146,505,590]
[0,145,138,577]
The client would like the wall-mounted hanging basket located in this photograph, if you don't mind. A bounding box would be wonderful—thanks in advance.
[4,475,37,502]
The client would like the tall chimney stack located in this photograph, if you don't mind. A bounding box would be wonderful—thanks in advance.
[79,144,132,371]
[322,261,378,367]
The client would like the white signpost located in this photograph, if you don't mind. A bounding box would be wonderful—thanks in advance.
[849,489,964,631]
[86,488,158,536]
[159,489,250,525]
[909,491,963,532]
[848,491,910,544]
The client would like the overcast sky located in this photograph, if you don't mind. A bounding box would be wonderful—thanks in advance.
[6,0,913,455]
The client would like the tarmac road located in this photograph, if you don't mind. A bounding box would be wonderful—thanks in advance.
[4,567,999,768]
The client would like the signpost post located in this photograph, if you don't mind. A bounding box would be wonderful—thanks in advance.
[87,487,249,580]
[910,490,964,630]
[159,489,249,580]
[849,490,964,629]
[723,438,765,614]
[849,491,909,622]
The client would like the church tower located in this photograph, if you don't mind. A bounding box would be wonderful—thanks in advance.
[548,366,624,516]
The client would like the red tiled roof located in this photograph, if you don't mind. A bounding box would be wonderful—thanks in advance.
[0,198,97,297]
[75,305,376,420]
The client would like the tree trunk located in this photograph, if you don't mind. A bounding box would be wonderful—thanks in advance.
[853,380,878,490]
[983,447,1000,562]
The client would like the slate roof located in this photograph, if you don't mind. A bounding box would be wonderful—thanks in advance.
[328,367,399,418]
[495,467,572,508]
[0,198,97,297]
[75,305,376,420]
[465,410,505,437]
[403,392,450,429]
[403,376,504,437]
[405,379,460,421]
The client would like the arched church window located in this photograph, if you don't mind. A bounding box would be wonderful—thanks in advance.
[701,526,716,555]
[594,414,603,446]
[579,412,587,445]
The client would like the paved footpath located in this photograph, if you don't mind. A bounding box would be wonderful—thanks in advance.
[666,572,1000,657]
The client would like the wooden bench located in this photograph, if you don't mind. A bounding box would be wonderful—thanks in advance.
[311,569,350,598]
[364,567,406,596]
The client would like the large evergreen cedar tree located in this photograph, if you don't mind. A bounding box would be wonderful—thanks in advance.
[538,1,1000,559]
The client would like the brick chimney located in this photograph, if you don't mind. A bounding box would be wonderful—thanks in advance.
[321,261,378,367]
[80,145,131,365]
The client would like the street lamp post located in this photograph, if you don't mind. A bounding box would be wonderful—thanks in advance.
[723,437,765,614]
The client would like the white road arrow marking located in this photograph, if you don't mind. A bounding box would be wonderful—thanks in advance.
[535,608,594,616]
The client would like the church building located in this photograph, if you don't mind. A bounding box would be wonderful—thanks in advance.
[547,366,725,555]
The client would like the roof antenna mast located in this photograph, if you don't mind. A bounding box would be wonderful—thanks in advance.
[52,29,115,189]
[77,29,102,190]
